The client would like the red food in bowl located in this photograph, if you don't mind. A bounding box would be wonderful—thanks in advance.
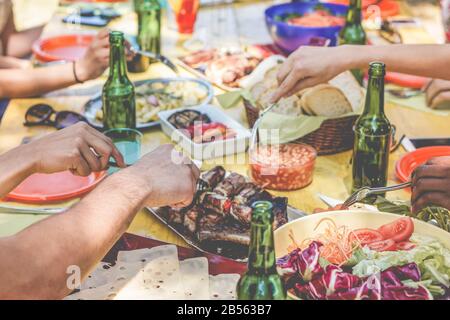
[249,143,317,191]
[287,11,345,27]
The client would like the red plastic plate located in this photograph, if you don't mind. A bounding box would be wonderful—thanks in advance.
[32,34,94,63]
[396,146,450,182]
[6,171,106,203]
[385,72,429,89]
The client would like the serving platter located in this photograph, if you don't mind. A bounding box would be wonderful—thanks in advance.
[83,77,214,130]
[146,205,306,261]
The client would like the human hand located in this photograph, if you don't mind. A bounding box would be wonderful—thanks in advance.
[75,29,110,82]
[124,144,200,208]
[425,79,450,109]
[270,45,350,103]
[24,122,125,176]
[411,156,450,213]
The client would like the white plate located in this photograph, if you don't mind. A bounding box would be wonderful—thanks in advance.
[158,105,251,160]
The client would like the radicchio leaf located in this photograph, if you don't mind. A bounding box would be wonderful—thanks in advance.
[277,242,324,282]
[382,285,433,300]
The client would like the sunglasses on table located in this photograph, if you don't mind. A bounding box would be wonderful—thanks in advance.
[24,103,89,130]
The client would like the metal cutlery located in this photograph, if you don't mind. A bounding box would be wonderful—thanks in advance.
[126,43,179,74]
[0,204,67,215]
[387,88,422,99]
[342,181,412,209]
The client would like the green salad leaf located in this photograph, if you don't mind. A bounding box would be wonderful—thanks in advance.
[352,234,450,289]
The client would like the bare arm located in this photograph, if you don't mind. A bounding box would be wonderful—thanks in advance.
[0,62,81,98]
[271,44,450,102]
[0,28,110,98]
[6,25,44,58]
[0,140,198,299]
[0,170,148,299]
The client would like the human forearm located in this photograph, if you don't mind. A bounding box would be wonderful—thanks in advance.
[0,169,149,299]
[340,44,450,80]
[0,63,79,98]
[6,26,44,58]
[0,145,36,197]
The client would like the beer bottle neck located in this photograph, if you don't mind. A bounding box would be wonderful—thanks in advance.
[247,221,277,274]
[346,0,362,24]
[109,41,128,80]
[363,73,385,115]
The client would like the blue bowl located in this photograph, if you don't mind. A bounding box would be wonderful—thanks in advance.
[265,2,348,54]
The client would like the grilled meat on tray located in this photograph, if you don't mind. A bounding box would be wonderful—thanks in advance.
[213,172,246,197]
[200,192,232,216]
[201,166,226,189]
[156,166,288,258]
[197,220,250,246]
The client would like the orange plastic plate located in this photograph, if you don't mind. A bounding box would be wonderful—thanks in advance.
[385,72,429,89]
[6,171,107,203]
[396,146,450,182]
[32,34,94,63]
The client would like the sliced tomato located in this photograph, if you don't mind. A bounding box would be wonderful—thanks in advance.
[367,239,397,252]
[377,217,414,243]
[396,241,417,251]
[349,228,384,246]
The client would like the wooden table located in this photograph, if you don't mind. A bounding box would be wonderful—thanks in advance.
[0,1,449,246]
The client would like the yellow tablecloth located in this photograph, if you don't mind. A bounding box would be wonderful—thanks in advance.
[0,1,449,247]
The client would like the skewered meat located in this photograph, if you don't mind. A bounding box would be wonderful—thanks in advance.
[233,183,262,205]
[213,172,246,197]
[183,207,200,234]
[230,203,252,225]
[167,208,184,225]
[201,166,226,189]
[199,212,225,227]
[272,197,288,229]
[200,192,232,216]
[197,222,250,246]
[155,168,289,258]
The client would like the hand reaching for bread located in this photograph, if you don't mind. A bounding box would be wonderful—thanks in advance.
[248,65,363,117]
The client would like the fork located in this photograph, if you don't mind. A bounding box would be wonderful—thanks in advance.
[184,178,209,211]
[342,181,412,208]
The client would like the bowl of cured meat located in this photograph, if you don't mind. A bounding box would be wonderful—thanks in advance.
[265,2,348,53]
[147,166,304,260]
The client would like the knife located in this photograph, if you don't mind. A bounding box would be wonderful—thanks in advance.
[318,194,343,208]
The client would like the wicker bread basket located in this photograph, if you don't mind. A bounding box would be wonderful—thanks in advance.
[244,99,358,155]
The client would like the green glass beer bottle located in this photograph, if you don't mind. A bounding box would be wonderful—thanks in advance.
[128,0,161,73]
[338,0,367,84]
[102,31,136,130]
[351,62,392,202]
[237,201,286,300]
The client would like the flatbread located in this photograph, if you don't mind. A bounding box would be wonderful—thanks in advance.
[65,245,240,301]
[180,257,210,300]
[116,245,184,300]
[209,274,241,300]
[80,262,113,290]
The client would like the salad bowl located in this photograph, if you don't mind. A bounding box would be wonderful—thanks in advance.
[275,210,450,300]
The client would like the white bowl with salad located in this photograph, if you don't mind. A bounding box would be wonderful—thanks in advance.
[275,210,450,300]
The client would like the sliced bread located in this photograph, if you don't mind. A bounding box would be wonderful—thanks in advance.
[300,84,352,117]
[328,71,364,112]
